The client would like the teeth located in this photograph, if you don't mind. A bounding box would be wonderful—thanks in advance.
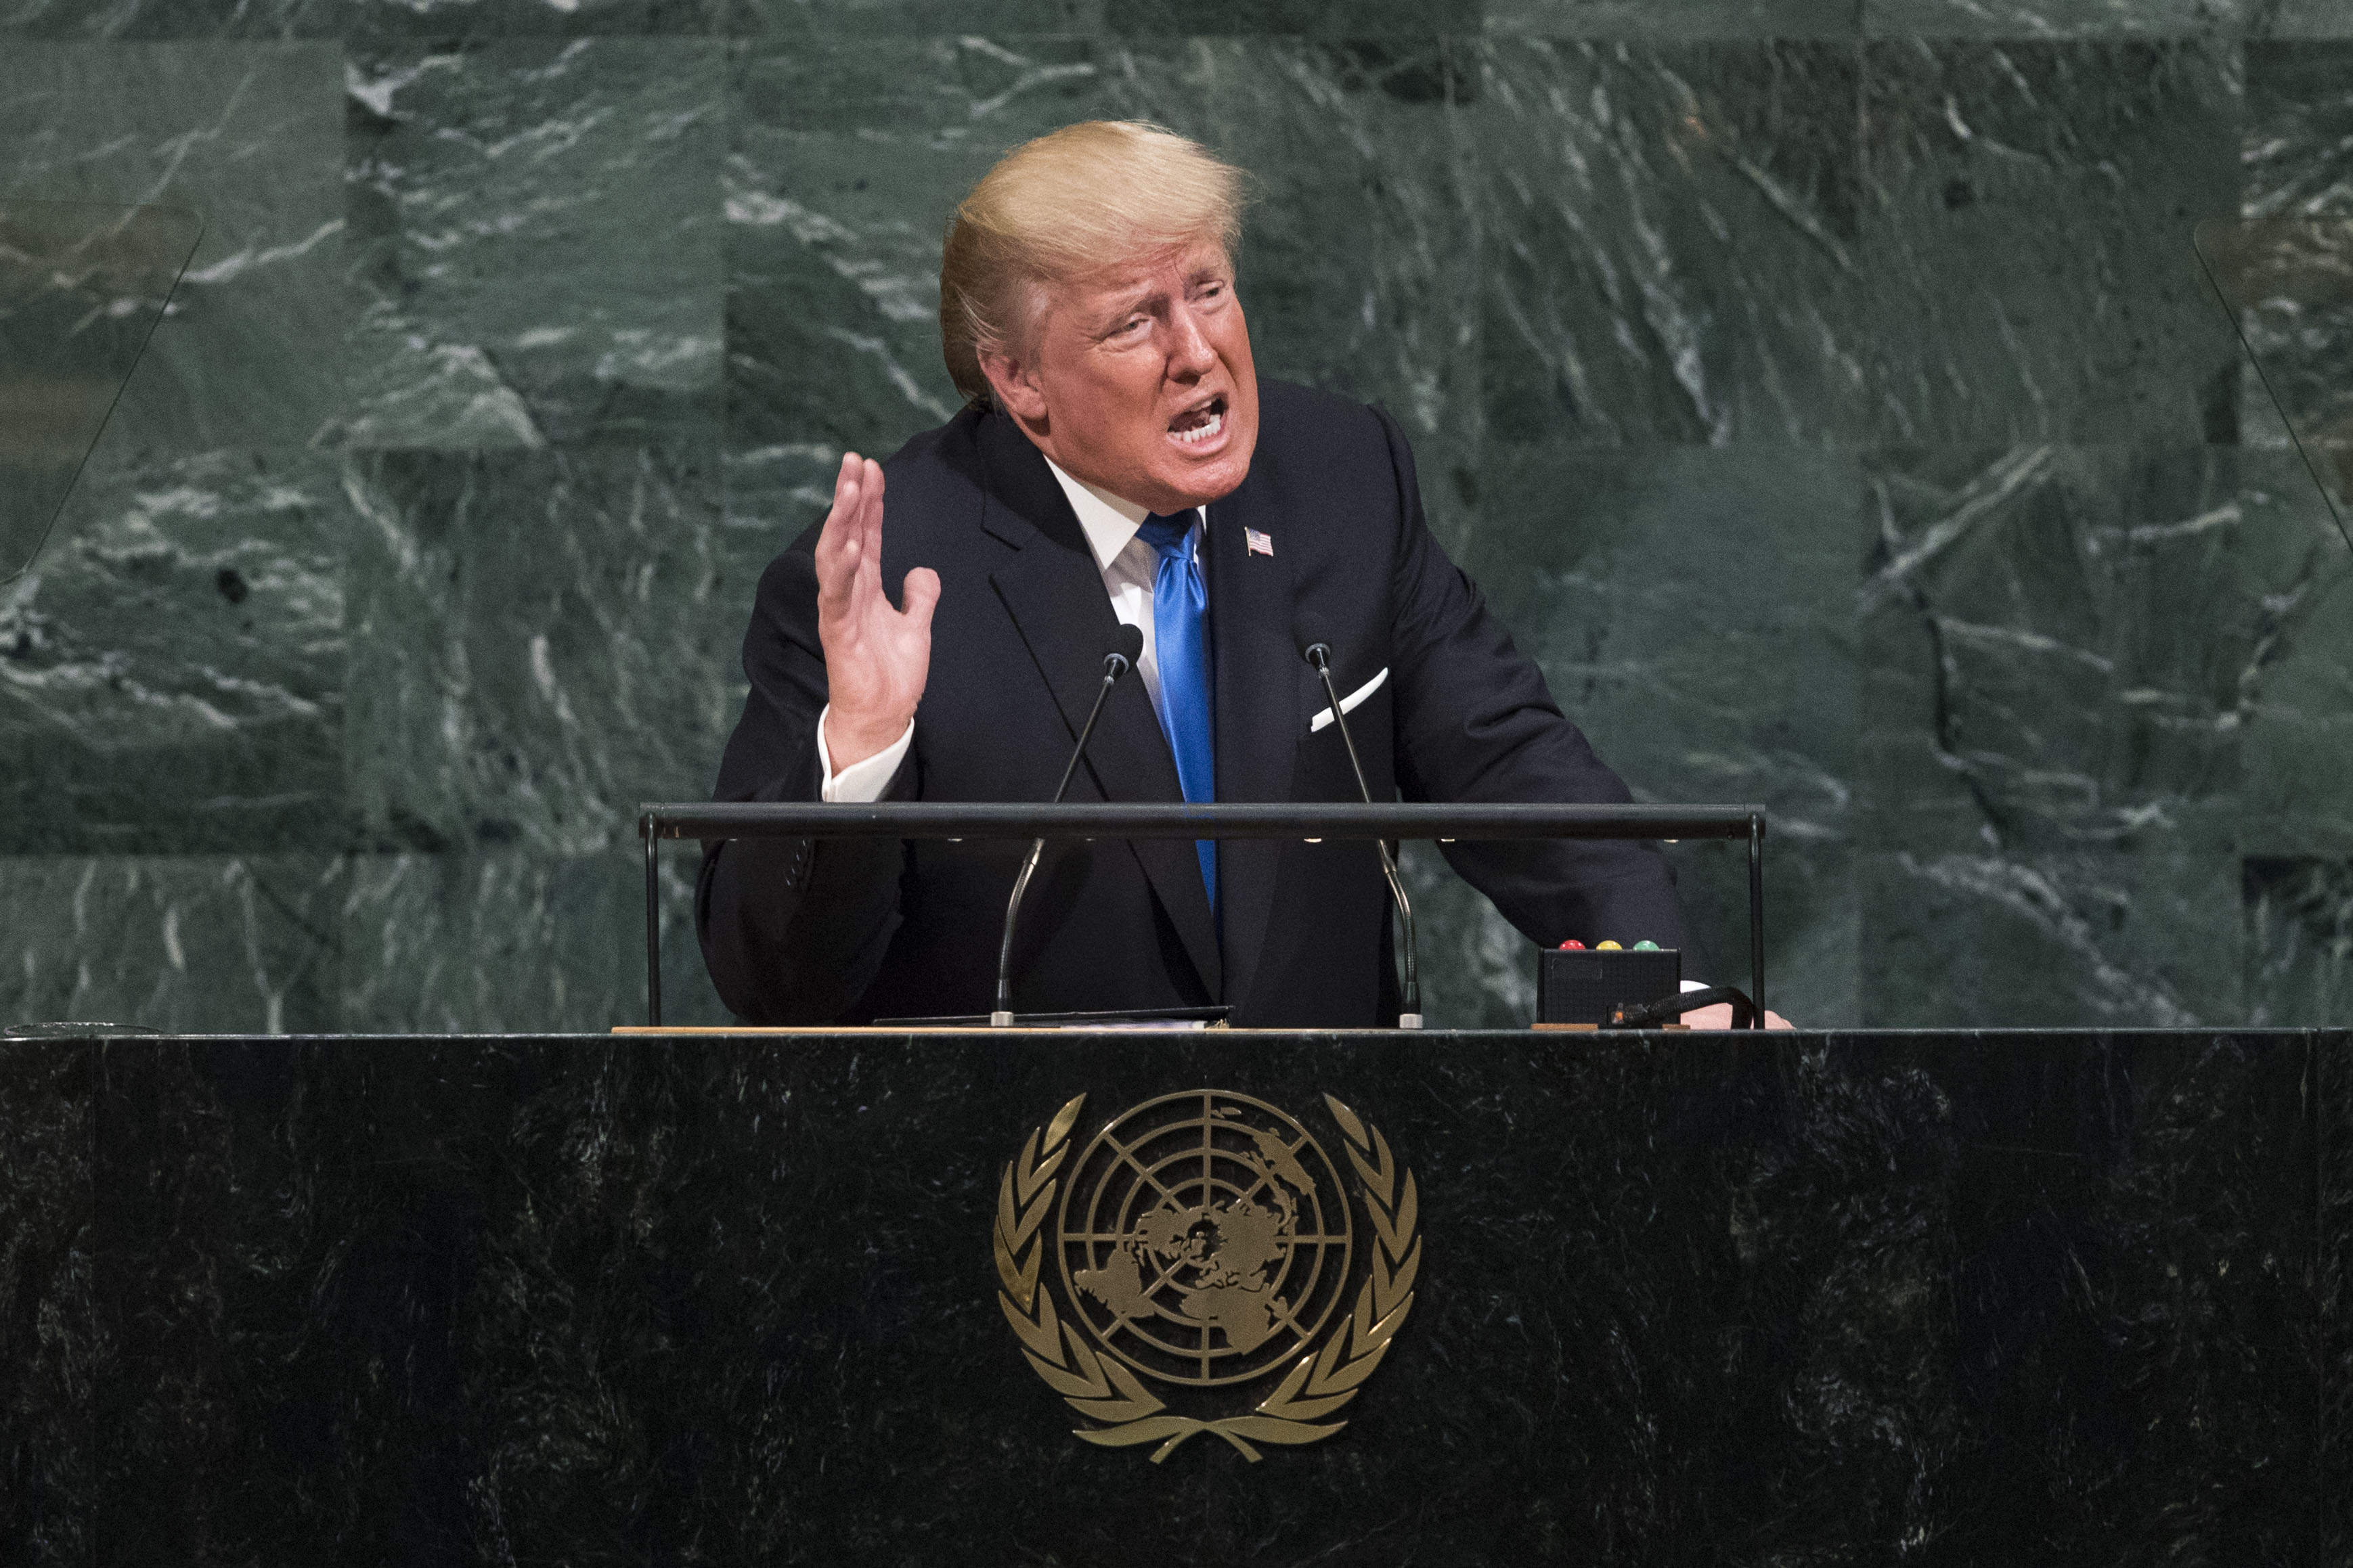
[1172,409,1224,446]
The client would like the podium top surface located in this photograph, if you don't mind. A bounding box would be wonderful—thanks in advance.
[5,1027,2346,1044]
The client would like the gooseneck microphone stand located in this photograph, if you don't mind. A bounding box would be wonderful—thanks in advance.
[1304,642,1422,1029]
[993,630,1142,1026]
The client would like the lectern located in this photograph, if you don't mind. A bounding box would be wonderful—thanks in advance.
[5,1024,2344,1562]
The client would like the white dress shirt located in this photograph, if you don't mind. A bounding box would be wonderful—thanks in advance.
[814,457,1202,802]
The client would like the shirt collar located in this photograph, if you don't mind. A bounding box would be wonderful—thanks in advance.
[1041,455,1198,575]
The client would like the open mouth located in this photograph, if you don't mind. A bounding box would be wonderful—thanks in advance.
[1168,395,1227,448]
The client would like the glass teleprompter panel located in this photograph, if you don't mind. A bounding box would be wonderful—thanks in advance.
[2196,215,2353,552]
[0,200,201,583]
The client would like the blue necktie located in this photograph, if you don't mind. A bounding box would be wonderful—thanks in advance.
[1135,510,1216,918]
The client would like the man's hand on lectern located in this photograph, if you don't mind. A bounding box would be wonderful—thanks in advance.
[1686,1003,1795,1030]
[815,451,941,770]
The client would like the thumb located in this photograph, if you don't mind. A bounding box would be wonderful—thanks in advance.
[899,566,942,627]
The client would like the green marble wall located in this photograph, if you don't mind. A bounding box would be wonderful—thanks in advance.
[3,0,2348,1033]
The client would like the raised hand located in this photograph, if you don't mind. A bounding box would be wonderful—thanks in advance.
[814,452,941,770]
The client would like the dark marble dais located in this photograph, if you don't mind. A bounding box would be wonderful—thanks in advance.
[1,1028,2341,1565]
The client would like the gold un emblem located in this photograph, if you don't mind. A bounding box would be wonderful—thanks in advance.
[994,1090,1420,1462]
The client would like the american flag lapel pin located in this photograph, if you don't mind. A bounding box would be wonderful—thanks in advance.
[1245,527,1273,558]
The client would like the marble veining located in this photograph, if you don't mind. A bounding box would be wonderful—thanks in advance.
[0,1040,91,1565]
[1865,0,2251,35]
[0,1029,2339,1561]
[2239,460,2353,858]
[1103,39,1478,524]
[2324,1019,2352,1563]
[342,444,745,855]
[1,451,347,853]
[1486,0,1862,37]
[1476,39,1872,445]
[1860,39,2241,445]
[5,21,2353,1037]
[724,36,1101,468]
[0,43,346,454]
[1864,847,2238,1024]
[337,847,728,1028]
[1862,445,2311,856]
[0,857,340,1032]
[2246,857,2353,1025]
[338,39,724,451]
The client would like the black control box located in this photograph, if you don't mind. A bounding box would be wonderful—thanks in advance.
[1535,946,1681,1028]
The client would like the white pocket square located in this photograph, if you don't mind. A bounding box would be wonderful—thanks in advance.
[1309,667,1388,733]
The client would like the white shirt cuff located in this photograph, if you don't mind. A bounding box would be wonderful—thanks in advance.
[1680,979,1709,993]
[816,707,914,803]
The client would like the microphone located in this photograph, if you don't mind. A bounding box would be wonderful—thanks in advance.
[993,623,1145,1027]
[1301,629,1422,1029]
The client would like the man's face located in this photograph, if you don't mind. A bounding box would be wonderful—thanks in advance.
[988,240,1260,515]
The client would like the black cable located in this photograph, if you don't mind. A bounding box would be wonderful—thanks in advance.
[1608,985,1756,1031]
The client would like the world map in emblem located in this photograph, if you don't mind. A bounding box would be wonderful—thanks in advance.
[1056,1090,1354,1387]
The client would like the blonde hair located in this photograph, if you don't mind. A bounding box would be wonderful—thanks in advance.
[940,121,1246,407]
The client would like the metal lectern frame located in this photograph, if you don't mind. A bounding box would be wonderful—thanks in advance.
[635,802,1768,1029]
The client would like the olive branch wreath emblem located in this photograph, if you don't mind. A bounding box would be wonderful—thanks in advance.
[992,1092,1420,1463]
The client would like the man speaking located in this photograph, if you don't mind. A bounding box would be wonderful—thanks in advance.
[698,120,1694,1028]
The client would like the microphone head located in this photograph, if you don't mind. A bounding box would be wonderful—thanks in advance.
[1296,616,1334,671]
[1106,621,1145,679]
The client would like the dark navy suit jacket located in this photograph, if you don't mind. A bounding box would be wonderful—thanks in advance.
[697,379,1691,1027]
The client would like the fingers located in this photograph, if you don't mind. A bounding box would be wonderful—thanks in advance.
[814,451,865,610]
[816,455,896,632]
[821,451,862,549]
[852,457,886,599]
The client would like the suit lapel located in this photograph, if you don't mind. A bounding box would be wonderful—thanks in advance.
[1206,472,1298,1015]
[978,416,1223,1001]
